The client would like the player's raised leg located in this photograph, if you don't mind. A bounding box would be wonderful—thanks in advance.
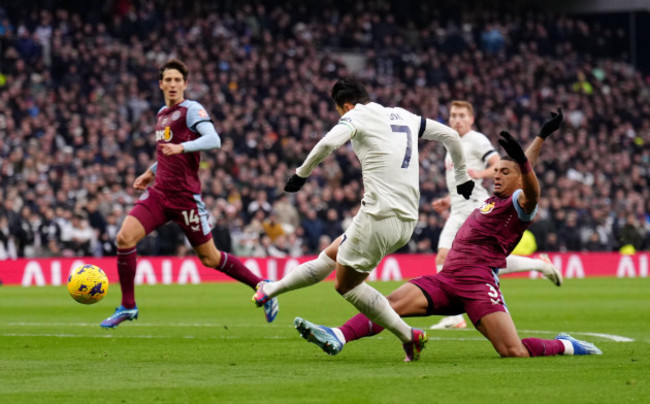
[252,237,340,306]
[194,239,279,322]
[500,254,563,286]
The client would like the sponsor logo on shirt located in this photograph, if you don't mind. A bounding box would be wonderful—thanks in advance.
[155,126,173,142]
[479,201,495,214]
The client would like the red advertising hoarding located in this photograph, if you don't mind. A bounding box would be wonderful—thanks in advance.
[1,253,648,287]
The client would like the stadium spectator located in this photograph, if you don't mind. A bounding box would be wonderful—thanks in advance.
[0,1,649,259]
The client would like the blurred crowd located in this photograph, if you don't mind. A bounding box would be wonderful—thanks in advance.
[1,0,649,259]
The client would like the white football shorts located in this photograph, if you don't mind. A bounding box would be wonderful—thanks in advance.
[338,211,416,273]
[437,205,477,250]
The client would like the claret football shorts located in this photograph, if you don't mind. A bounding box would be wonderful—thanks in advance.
[128,186,213,247]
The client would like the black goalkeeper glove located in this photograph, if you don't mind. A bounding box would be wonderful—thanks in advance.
[538,107,563,139]
[498,131,527,164]
[456,180,475,200]
[284,174,307,192]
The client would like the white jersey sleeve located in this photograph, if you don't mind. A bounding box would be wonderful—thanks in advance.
[445,130,497,209]
[421,118,471,186]
[295,123,354,178]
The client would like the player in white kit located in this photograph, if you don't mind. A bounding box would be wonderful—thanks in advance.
[430,101,563,330]
[253,79,475,361]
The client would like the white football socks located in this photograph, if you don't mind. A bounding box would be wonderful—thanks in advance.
[264,251,336,298]
[499,255,545,275]
[559,339,574,355]
[342,282,412,343]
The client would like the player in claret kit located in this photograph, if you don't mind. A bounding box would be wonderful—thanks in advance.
[293,110,603,359]
[254,78,475,361]
[430,101,563,330]
[101,59,278,328]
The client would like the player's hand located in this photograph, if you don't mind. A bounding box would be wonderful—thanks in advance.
[467,168,481,179]
[161,143,184,156]
[284,174,307,192]
[134,171,154,191]
[538,107,563,139]
[431,197,451,213]
[498,131,527,164]
[456,180,475,200]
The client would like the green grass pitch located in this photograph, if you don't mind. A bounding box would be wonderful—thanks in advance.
[1,277,648,403]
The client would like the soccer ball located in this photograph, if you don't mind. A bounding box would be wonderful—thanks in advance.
[67,264,109,304]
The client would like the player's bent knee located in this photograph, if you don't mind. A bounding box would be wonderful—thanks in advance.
[115,231,137,249]
[199,254,220,269]
[497,345,529,358]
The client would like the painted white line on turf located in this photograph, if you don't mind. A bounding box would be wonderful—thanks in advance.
[8,322,235,327]
[0,333,293,340]
[5,324,635,342]
[516,329,634,342]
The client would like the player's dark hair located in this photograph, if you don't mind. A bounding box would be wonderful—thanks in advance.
[159,58,189,81]
[501,156,521,172]
[331,78,370,108]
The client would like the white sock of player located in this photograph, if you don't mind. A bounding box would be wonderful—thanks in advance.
[331,328,346,344]
[342,282,412,343]
[499,255,545,275]
[264,251,335,298]
[559,339,574,355]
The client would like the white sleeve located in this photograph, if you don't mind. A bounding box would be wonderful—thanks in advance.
[295,124,353,178]
[421,118,471,185]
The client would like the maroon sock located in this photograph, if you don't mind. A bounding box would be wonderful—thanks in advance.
[217,252,263,289]
[339,313,385,343]
[521,338,565,357]
[117,247,137,309]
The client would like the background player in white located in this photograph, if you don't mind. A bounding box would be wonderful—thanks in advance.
[430,101,563,330]
[253,78,475,361]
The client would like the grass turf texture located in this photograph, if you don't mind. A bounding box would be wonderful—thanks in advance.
[1,277,648,403]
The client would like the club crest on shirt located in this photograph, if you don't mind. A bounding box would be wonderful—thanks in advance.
[171,110,182,121]
[155,126,173,142]
[479,201,495,214]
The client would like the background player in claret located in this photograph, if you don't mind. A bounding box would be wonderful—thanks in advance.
[430,101,563,330]
[100,59,278,328]
[293,109,603,358]
[253,78,475,361]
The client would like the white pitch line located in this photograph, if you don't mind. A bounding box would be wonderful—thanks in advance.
[0,333,293,340]
[3,324,635,342]
[517,329,634,342]
[7,322,237,327]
